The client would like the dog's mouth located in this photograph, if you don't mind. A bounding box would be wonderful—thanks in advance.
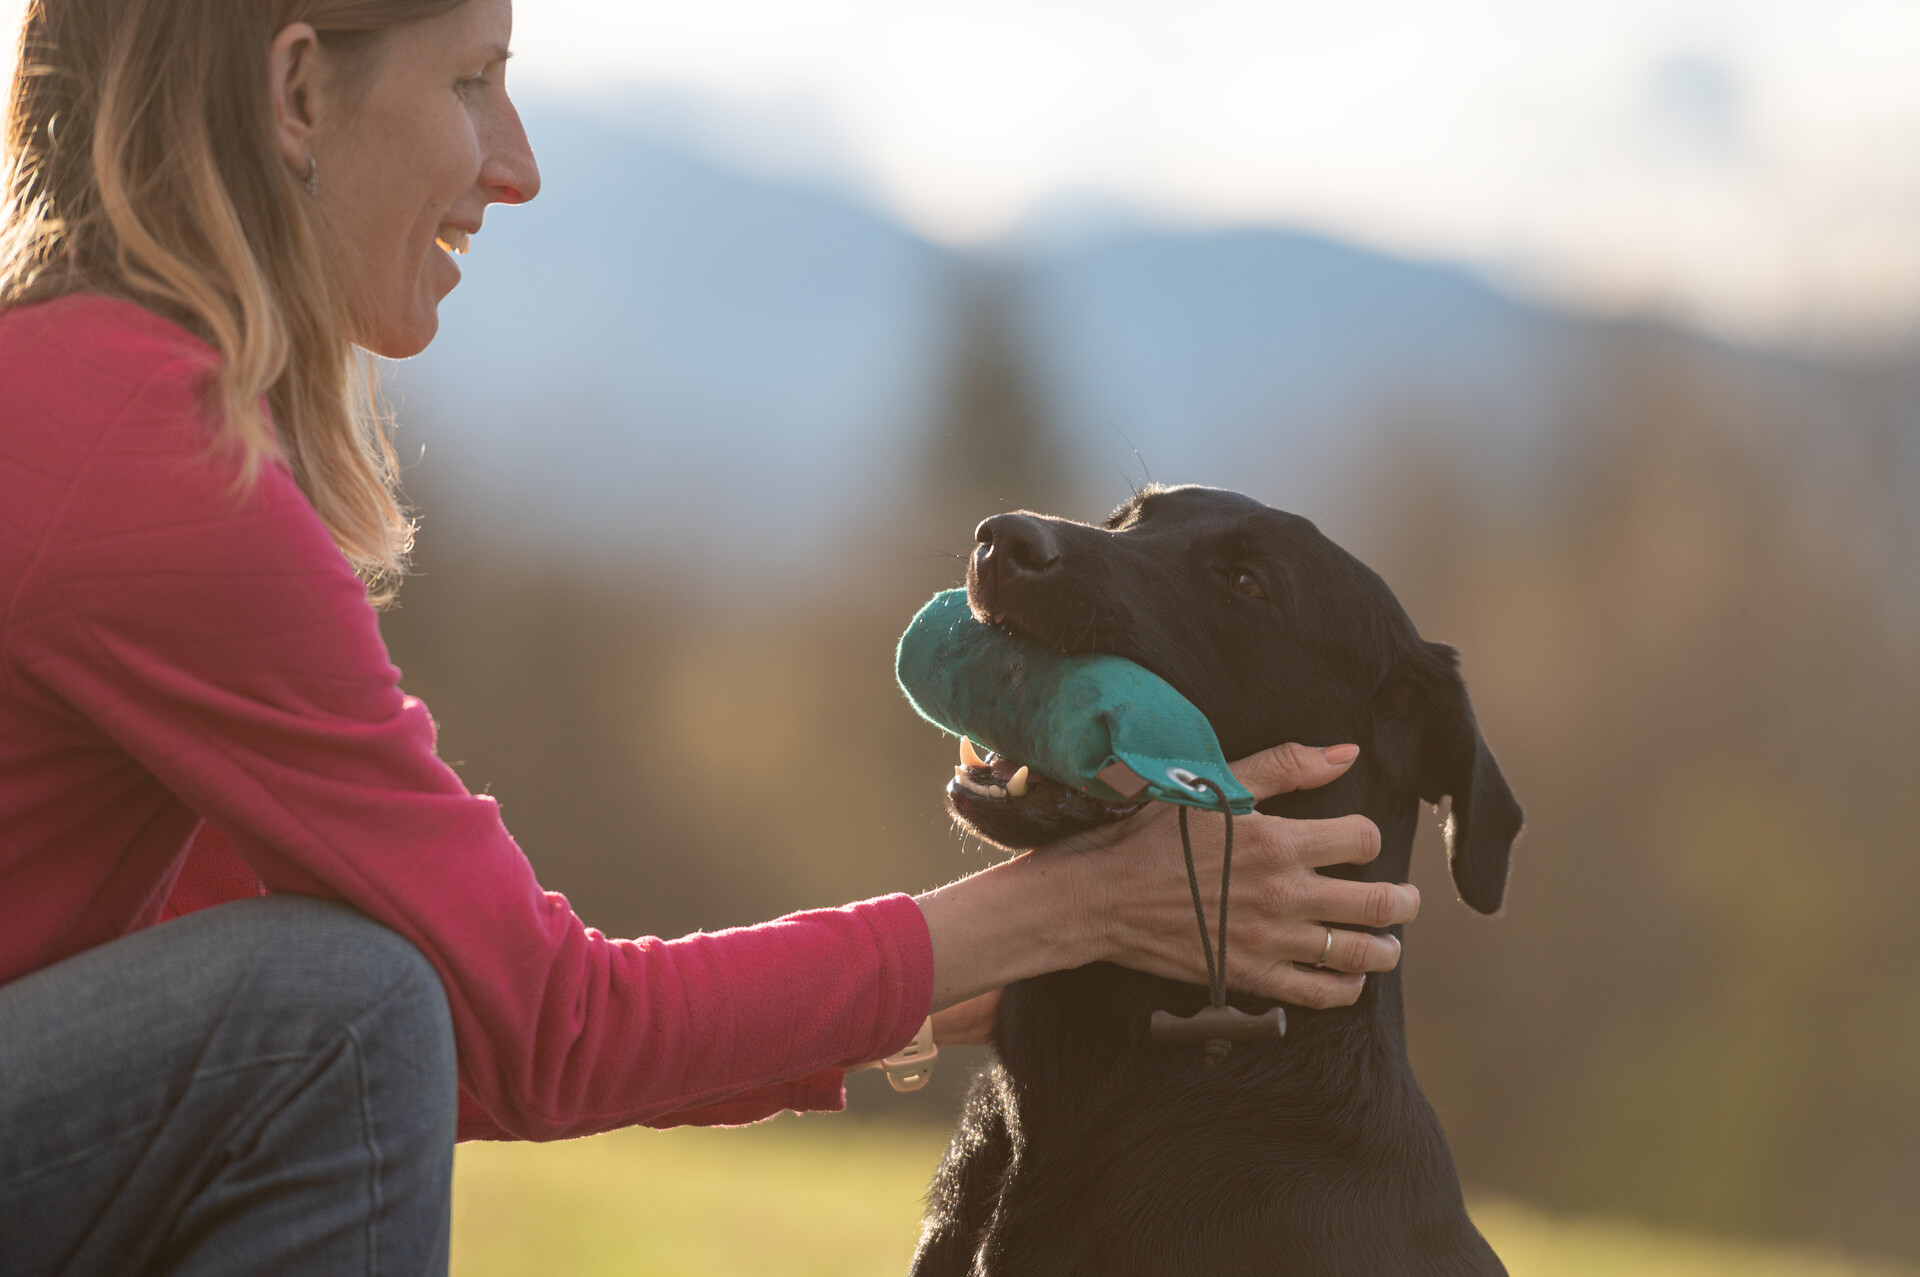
[948,527,1161,849]
[946,735,1149,851]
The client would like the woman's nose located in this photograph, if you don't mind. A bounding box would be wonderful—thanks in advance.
[482,101,541,206]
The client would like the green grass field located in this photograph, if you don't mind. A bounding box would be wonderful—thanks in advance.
[452,1118,1912,1276]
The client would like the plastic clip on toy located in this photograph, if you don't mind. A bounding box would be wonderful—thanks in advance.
[896,590,1285,1062]
[881,1017,938,1092]
[853,1015,938,1092]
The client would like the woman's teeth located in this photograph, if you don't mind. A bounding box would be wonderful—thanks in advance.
[435,228,471,255]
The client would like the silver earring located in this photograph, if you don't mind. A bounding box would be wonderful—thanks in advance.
[303,156,318,197]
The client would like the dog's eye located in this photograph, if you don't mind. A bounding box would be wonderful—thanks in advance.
[1231,571,1265,599]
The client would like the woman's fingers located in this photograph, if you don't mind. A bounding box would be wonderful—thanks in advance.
[1229,742,1360,801]
[1313,876,1421,931]
[1273,920,1403,974]
[1240,963,1369,1011]
[1221,918,1401,1005]
[1209,810,1418,1001]
[1270,811,1383,869]
[1239,824,1419,929]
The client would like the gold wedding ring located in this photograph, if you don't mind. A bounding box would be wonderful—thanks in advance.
[1314,926,1335,969]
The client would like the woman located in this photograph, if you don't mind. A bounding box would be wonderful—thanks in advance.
[0,0,1419,1272]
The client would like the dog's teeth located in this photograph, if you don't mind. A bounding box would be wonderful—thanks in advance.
[1007,766,1030,797]
[990,785,1008,798]
[953,771,999,797]
[960,737,987,770]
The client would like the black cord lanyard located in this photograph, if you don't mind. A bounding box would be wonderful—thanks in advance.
[1149,777,1286,1060]
[1178,781,1234,1018]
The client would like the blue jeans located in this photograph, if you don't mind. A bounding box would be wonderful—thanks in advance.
[0,896,459,1276]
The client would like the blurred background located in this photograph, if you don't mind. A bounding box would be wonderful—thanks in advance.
[14,0,1917,1267]
[381,0,1920,1267]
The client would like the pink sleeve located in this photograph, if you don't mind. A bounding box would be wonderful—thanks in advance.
[12,358,935,1141]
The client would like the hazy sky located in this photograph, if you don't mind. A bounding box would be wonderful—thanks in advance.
[5,0,1918,344]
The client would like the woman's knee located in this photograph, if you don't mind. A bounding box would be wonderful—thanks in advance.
[248,897,459,1148]
[0,897,458,1275]
[192,896,457,1090]
[166,901,458,1275]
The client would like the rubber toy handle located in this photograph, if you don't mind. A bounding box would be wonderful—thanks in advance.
[1148,1005,1286,1043]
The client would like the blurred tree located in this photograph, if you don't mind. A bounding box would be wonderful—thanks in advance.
[1372,327,1920,1263]
[897,262,1077,558]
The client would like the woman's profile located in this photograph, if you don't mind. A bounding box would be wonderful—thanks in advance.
[0,1,1418,1270]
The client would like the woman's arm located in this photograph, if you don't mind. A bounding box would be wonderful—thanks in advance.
[7,323,933,1141]
[918,742,1416,1019]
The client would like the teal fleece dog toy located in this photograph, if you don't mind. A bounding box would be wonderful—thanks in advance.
[897,587,1284,1057]
[894,589,1254,814]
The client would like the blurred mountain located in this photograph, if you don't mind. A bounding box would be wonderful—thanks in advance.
[386,103,951,565]
[391,101,1598,565]
[1018,220,1576,511]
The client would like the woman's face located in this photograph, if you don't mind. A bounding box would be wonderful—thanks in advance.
[277,0,540,358]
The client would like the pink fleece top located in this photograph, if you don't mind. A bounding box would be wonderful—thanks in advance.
[0,294,935,1140]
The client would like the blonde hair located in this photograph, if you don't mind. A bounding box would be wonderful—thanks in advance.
[0,0,467,590]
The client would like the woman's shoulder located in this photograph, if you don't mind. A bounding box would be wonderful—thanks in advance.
[0,292,237,484]
[0,292,220,414]
[0,292,322,599]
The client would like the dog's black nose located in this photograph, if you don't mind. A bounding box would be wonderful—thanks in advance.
[975,514,1062,577]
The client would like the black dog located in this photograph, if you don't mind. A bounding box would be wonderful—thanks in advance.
[912,485,1522,1276]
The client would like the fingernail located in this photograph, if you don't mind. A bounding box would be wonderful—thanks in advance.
[1322,744,1360,766]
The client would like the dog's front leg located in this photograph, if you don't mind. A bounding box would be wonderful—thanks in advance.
[910,1065,1017,1276]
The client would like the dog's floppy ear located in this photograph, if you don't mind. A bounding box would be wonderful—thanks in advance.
[1372,641,1522,914]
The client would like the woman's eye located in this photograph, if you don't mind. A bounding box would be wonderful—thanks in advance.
[455,75,485,99]
[1232,571,1265,599]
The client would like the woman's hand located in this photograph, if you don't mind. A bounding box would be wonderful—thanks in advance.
[1062,742,1415,1008]
[915,744,1418,1012]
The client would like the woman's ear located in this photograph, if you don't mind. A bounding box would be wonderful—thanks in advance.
[268,22,323,179]
[1372,641,1523,914]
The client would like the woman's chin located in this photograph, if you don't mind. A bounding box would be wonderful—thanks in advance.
[359,323,437,360]
[355,300,442,360]
[361,260,459,358]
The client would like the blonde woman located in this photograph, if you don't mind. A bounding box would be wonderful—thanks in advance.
[0,0,1418,1270]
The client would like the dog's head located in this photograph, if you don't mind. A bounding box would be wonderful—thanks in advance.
[947,485,1521,914]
